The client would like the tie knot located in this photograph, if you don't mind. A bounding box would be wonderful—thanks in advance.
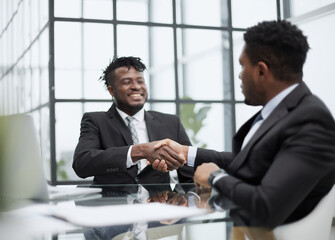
[251,112,263,127]
[126,116,135,124]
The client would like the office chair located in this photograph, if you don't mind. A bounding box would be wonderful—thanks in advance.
[274,184,335,240]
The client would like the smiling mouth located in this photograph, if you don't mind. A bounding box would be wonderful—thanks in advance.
[129,93,142,97]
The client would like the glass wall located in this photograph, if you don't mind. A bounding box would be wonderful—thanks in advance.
[1,0,334,184]
[0,0,51,179]
[286,0,335,117]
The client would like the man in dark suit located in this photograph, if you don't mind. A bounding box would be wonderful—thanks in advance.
[73,56,193,184]
[152,20,335,228]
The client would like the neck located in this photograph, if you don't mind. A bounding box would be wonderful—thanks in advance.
[115,105,142,117]
[264,80,300,104]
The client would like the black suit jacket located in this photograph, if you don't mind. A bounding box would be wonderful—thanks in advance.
[195,82,335,228]
[73,104,194,184]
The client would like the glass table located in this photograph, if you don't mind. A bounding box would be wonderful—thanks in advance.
[0,183,276,240]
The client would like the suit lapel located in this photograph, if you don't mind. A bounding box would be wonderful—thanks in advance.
[145,111,159,141]
[107,105,133,145]
[229,82,311,173]
[233,116,256,155]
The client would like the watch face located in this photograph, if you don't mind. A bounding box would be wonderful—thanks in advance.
[213,169,225,176]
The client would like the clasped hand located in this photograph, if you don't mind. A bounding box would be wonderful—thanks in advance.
[147,139,221,189]
[146,139,188,172]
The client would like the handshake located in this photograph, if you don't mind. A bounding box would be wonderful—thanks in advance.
[131,138,188,173]
[132,138,221,187]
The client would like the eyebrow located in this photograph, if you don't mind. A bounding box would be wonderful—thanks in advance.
[120,77,144,82]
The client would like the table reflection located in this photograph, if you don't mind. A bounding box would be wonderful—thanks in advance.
[0,183,278,240]
[79,183,218,240]
[75,183,276,240]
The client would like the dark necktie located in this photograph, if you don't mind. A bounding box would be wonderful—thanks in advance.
[241,112,263,149]
[251,112,263,128]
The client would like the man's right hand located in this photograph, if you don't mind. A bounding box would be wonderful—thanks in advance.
[151,139,189,172]
[131,141,186,171]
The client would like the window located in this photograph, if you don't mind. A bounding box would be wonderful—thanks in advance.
[1,0,334,184]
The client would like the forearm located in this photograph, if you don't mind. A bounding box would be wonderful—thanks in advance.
[130,143,152,162]
[195,148,233,170]
[73,146,129,178]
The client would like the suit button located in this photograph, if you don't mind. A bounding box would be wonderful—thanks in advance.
[135,177,139,182]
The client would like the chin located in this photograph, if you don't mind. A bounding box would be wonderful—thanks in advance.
[130,103,145,110]
[244,99,256,106]
[244,100,252,106]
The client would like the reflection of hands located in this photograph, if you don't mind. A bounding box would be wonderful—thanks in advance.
[148,190,188,225]
[166,192,188,207]
[150,139,189,172]
[194,162,220,187]
[147,190,170,204]
[132,141,185,171]
[148,191,188,207]
[194,187,212,209]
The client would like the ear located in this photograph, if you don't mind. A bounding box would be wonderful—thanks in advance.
[257,61,270,80]
[107,86,114,97]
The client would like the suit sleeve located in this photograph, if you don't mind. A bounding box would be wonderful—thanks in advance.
[195,148,233,170]
[212,107,335,228]
[73,113,129,178]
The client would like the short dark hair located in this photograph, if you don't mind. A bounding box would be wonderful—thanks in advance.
[99,56,147,88]
[244,20,310,81]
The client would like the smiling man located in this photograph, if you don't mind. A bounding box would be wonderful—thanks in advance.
[73,56,194,184]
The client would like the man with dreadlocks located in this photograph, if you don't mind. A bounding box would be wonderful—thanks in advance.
[73,56,194,184]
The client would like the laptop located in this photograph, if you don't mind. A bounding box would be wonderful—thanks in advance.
[0,114,101,201]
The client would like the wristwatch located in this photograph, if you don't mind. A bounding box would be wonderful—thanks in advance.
[208,169,226,186]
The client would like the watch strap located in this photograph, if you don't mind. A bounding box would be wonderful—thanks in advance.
[208,169,226,186]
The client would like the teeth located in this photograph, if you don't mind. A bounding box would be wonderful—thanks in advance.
[130,94,141,97]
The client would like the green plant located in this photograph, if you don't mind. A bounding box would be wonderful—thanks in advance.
[57,158,69,180]
[180,97,211,148]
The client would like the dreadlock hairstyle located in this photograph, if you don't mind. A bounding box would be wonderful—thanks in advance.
[99,56,147,88]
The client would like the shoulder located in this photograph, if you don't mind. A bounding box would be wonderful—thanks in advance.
[81,111,114,125]
[146,110,181,121]
[299,94,334,121]
[83,111,108,119]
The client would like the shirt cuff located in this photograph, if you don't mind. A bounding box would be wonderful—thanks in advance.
[212,173,228,185]
[187,146,197,167]
[126,145,136,168]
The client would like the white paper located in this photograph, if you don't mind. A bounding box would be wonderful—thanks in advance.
[4,202,208,229]
[50,202,208,227]
[1,204,77,240]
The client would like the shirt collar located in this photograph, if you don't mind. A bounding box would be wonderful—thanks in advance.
[116,107,145,124]
[261,83,299,120]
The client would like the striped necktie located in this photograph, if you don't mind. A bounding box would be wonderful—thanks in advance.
[126,116,139,144]
[126,116,141,173]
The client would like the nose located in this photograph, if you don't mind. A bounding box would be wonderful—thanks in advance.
[131,81,141,89]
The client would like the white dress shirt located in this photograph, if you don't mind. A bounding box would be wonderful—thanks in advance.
[116,107,149,170]
[242,83,299,148]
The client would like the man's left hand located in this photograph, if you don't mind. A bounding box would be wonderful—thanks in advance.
[194,163,220,188]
